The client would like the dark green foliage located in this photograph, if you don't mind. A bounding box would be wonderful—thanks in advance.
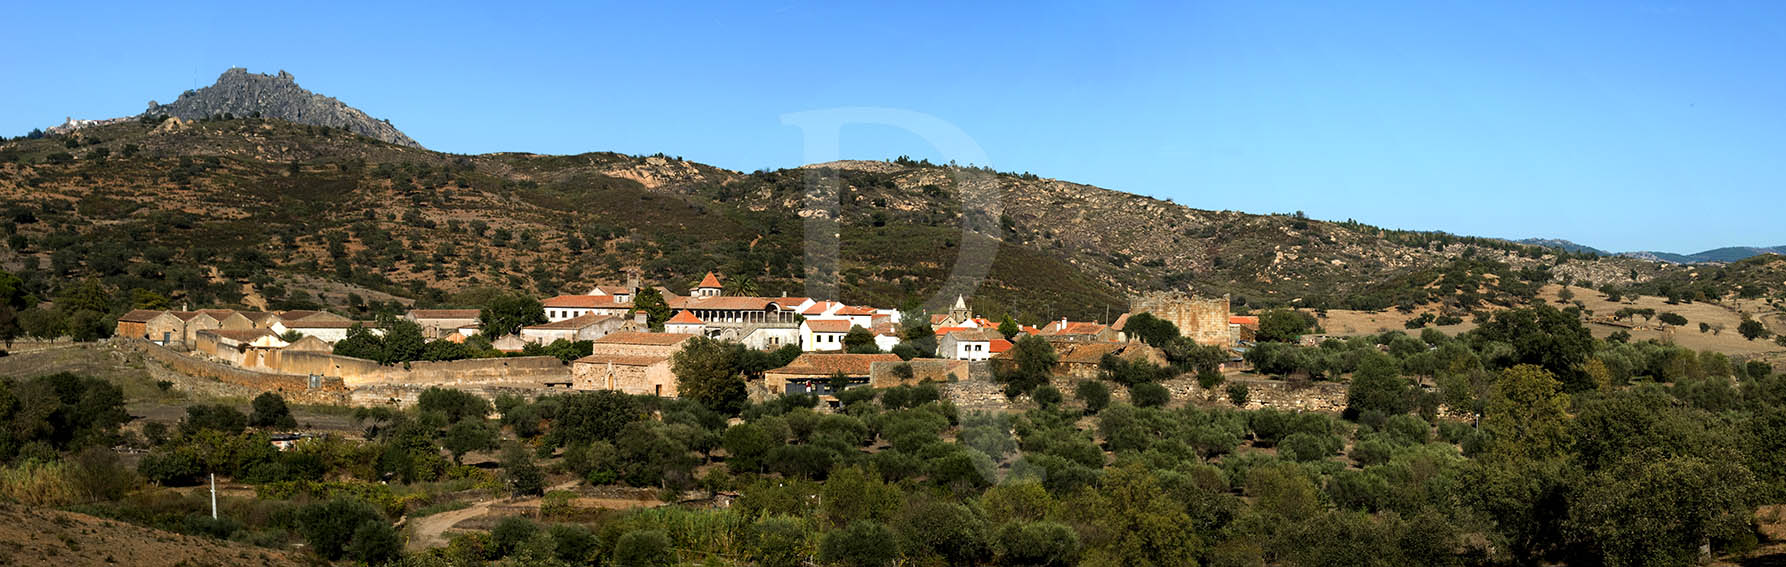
[1130,382,1169,408]
[1739,317,1771,341]
[1345,352,1413,418]
[248,392,298,429]
[502,443,545,496]
[998,335,1057,397]
[895,500,989,564]
[1227,382,1250,406]
[417,387,492,424]
[479,293,546,337]
[1031,384,1063,408]
[1471,304,1596,391]
[613,529,674,566]
[0,372,128,462]
[1258,308,1317,342]
[820,520,900,567]
[548,390,644,447]
[443,419,498,465]
[632,287,671,331]
[491,516,540,557]
[993,521,1079,566]
[295,498,386,561]
[1075,380,1110,414]
[179,404,246,436]
[671,336,749,415]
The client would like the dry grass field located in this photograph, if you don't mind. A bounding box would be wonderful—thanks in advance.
[0,502,304,567]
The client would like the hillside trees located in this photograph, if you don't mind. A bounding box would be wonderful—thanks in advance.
[998,335,1058,397]
[1257,309,1317,343]
[632,287,671,332]
[479,293,546,337]
[671,336,749,414]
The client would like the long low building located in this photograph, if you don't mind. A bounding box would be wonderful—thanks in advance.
[570,332,695,396]
[762,353,903,397]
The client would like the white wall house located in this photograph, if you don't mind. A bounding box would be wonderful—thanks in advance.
[940,329,1002,361]
[801,319,853,352]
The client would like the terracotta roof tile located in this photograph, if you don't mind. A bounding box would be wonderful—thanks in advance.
[698,272,723,288]
[542,295,633,309]
[118,309,164,323]
[947,329,1005,342]
[768,353,903,376]
[666,310,704,325]
[524,313,618,331]
[574,353,670,366]
[409,309,482,320]
[594,332,696,346]
[1230,316,1259,326]
[805,319,854,333]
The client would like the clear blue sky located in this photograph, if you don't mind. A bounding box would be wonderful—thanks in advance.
[5,1,1783,253]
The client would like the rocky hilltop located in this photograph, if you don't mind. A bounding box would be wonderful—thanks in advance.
[143,68,420,148]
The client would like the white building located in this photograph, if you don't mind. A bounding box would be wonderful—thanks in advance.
[940,328,1004,361]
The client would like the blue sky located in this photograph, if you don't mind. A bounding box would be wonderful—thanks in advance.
[5,1,1783,253]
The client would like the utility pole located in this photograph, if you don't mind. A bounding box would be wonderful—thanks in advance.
[210,473,218,520]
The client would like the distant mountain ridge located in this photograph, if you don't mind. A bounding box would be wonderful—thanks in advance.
[1519,238,1785,264]
[142,68,420,148]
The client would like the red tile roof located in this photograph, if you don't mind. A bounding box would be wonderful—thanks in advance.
[284,320,374,329]
[574,353,670,366]
[594,332,696,346]
[768,353,903,376]
[697,272,723,289]
[666,310,704,325]
[989,338,1014,353]
[933,325,975,336]
[201,328,277,342]
[680,296,787,311]
[543,295,633,309]
[1042,321,1107,336]
[837,306,878,316]
[1230,316,1259,326]
[947,328,1005,342]
[805,319,854,333]
[524,313,618,331]
[118,309,164,323]
[410,309,482,320]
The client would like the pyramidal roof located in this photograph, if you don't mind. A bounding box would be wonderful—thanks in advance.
[953,295,967,310]
[697,272,723,289]
[666,310,704,325]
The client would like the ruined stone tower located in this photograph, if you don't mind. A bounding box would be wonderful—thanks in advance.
[1129,291,1232,346]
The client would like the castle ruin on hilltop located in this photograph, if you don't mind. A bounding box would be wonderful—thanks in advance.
[1130,291,1232,346]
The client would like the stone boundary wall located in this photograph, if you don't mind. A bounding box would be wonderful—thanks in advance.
[868,359,977,388]
[940,369,1349,414]
[118,339,351,404]
[247,350,571,387]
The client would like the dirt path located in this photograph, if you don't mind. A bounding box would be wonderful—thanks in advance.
[403,479,582,553]
[404,500,494,553]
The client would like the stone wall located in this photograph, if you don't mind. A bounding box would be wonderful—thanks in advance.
[1131,291,1231,346]
[867,359,976,388]
[938,368,1348,415]
[119,339,350,404]
[246,349,572,387]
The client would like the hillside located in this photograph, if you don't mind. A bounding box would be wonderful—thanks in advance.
[0,114,1777,328]
[0,502,304,567]
[140,68,420,148]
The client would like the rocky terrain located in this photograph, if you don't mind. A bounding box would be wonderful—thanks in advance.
[0,73,1780,324]
[142,68,420,148]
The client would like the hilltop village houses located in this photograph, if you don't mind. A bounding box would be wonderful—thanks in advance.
[113,271,1252,402]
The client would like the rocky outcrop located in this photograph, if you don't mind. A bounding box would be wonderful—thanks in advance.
[143,68,421,148]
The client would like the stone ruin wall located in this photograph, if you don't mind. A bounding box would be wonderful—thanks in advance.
[1131,291,1232,346]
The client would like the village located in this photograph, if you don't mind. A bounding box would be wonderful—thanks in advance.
[110,270,1258,409]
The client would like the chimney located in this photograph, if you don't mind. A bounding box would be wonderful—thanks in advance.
[1059,318,1067,332]
[634,310,648,327]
